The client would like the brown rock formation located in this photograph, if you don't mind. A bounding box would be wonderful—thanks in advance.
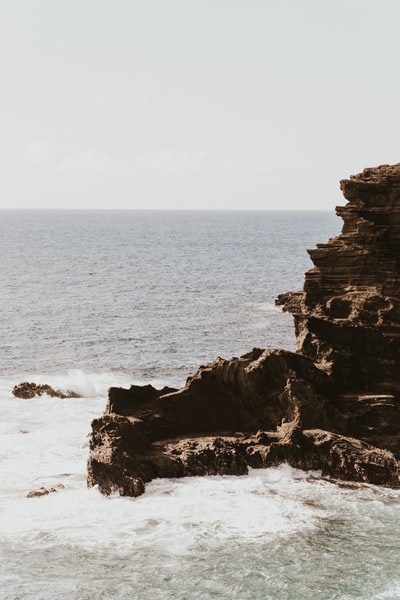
[13,382,81,399]
[88,164,400,496]
[278,163,400,393]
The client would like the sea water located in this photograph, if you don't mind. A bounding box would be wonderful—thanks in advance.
[1,210,399,600]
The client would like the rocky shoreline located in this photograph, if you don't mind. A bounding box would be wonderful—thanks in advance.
[88,164,400,496]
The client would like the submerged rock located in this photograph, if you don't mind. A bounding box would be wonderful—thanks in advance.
[88,164,400,496]
[26,483,65,498]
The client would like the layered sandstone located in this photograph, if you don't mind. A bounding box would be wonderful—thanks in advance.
[278,163,400,392]
[88,164,400,496]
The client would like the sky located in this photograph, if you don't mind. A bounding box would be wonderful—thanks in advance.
[1,0,400,210]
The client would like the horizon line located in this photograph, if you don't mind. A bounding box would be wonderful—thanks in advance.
[0,207,333,212]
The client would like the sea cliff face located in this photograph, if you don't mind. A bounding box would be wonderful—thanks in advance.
[278,164,400,393]
[88,164,400,496]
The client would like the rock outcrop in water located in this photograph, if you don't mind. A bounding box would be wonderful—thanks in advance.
[13,382,81,399]
[88,164,400,495]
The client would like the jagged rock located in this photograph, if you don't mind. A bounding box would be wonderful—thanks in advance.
[88,164,400,496]
[108,384,177,415]
[88,348,338,495]
[280,163,400,393]
[13,382,81,399]
[276,291,302,314]
[88,348,400,495]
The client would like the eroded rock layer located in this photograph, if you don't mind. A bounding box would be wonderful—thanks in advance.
[278,164,400,392]
[88,164,400,496]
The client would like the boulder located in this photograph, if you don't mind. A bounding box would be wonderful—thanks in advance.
[13,382,81,399]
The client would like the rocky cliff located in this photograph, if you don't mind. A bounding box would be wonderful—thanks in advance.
[88,164,400,496]
[278,164,400,393]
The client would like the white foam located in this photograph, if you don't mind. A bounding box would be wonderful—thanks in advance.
[371,585,400,600]
[1,372,400,600]
[16,369,133,398]
[0,369,176,401]
[249,301,284,313]
[0,467,324,558]
[0,376,324,554]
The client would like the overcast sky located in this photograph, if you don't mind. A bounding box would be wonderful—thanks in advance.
[1,0,400,210]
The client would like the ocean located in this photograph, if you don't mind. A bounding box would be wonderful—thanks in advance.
[1,210,399,600]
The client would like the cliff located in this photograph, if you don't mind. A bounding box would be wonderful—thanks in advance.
[88,164,400,496]
[278,164,400,393]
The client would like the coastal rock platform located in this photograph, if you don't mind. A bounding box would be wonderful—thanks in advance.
[88,164,400,496]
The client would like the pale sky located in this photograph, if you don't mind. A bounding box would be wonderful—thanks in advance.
[1,0,400,210]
